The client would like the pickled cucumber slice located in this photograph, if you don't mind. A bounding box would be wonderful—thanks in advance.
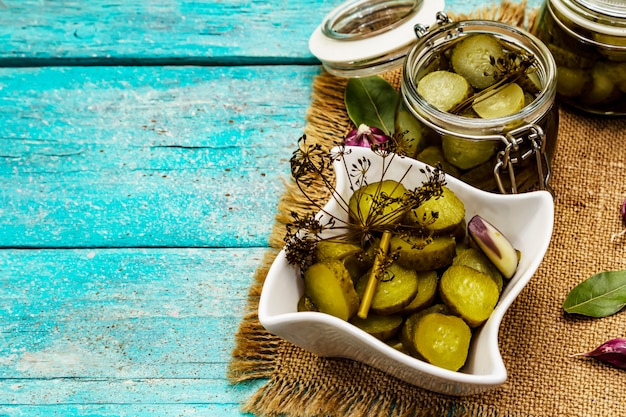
[400,304,450,357]
[556,67,591,98]
[385,338,408,354]
[415,146,461,177]
[395,106,426,158]
[355,262,419,315]
[518,71,542,95]
[405,186,466,235]
[304,260,359,321]
[547,42,594,69]
[315,240,362,262]
[350,313,403,341]
[595,62,626,93]
[472,83,525,119]
[452,247,504,293]
[523,92,536,107]
[417,70,473,112]
[414,312,472,371]
[403,270,438,314]
[439,265,500,327]
[402,306,472,371]
[451,34,505,89]
[349,180,407,227]
[343,238,379,279]
[442,134,498,170]
[582,64,622,105]
[391,235,456,271]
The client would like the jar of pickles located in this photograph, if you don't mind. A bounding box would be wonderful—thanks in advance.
[310,1,558,193]
[534,0,626,115]
[399,15,558,193]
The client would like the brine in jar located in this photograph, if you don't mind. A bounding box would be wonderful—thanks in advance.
[534,0,626,115]
[399,17,558,193]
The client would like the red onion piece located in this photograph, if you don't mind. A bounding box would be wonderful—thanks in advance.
[345,124,389,147]
[575,338,626,370]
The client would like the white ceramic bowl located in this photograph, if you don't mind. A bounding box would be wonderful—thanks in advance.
[259,146,554,396]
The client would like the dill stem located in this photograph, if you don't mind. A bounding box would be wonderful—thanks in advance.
[357,229,393,319]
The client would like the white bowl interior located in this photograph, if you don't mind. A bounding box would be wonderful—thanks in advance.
[259,146,554,395]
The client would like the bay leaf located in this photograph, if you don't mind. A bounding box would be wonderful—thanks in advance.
[345,76,399,136]
[563,270,626,317]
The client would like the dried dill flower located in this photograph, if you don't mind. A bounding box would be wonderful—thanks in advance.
[284,136,445,274]
[284,211,335,272]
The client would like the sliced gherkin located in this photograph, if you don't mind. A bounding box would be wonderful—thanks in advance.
[442,135,497,170]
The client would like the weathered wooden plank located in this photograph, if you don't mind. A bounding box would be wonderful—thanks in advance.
[0,0,338,65]
[0,403,257,417]
[0,65,317,248]
[0,247,268,413]
[0,379,264,411]
[0,0,542,65]
[0,248,265,377]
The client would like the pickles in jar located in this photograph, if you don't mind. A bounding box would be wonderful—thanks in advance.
[451,33,505,89]
[409,33,548,189]
[535,2,626,114]
[417,70,473,112]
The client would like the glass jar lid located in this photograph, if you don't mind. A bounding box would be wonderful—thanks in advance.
[550,0,626,36]
[309,0,445,77]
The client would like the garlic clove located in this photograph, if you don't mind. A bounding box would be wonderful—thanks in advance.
[467,215,519,279]
[345,124,389,147]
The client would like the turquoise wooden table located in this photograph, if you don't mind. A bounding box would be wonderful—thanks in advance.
[0,0,540,415]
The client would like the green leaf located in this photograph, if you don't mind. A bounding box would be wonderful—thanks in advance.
[345,76,399,136]
[563,270,626,317]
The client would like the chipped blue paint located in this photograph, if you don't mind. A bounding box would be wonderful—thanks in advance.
[0,0,542,65]
[0,65,316,248]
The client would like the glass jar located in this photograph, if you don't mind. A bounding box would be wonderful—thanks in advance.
[534,0,626,115]
[309,0,445,77]
[400,15,558,193]
[310,2,558,194]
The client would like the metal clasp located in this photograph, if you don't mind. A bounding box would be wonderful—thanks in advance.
[414,11,450,38]
[493,124,553,195]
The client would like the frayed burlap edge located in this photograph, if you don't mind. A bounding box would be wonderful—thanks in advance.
[228,2,537,416]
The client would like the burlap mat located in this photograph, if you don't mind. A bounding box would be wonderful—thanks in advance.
[228,2,626,416]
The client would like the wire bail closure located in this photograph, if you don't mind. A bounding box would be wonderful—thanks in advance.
[414,11,451,38]
[494,124,553,195]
